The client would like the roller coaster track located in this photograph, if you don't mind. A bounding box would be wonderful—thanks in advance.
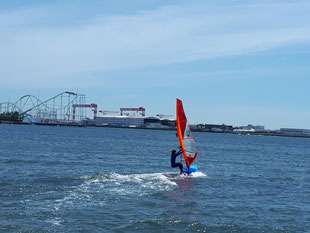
[0,92,87,123]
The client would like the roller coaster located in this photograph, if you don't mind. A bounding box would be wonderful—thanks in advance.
[0,92,96,125]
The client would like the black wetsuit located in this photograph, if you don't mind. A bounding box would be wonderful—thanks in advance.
[171,150,183,173]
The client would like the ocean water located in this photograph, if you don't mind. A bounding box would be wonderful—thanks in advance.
[0,124,309,232]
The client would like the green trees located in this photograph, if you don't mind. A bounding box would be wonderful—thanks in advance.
[0,111,23,122]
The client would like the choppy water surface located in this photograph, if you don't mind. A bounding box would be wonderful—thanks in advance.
[0,125,309,232]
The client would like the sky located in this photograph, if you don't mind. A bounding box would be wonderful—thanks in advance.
[0,0,310,129]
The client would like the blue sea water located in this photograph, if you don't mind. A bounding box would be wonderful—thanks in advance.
[0,124,309,232]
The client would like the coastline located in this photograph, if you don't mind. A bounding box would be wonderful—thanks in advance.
[1,120,310,139]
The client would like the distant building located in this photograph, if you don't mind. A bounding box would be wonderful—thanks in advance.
[96,115,177,128]
[160,119,176,128]
[235,124,265,132]
[144,117,161,128]
[280,128,310,136]
[196,124,233,132]
[96,115,145,127]
[144,117,176,129]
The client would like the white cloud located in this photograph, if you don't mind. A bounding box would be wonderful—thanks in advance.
[0,1,310,87]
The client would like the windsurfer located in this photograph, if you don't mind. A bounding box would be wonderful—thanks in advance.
[171,149,185,174]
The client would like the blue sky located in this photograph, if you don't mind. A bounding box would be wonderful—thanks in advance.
[1,0,310,129]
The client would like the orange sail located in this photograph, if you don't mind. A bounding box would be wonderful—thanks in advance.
[176,98,198,168]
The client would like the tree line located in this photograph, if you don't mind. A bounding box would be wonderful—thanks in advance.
[0,111,23,122]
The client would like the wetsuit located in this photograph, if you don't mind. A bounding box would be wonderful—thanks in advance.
[171,150,183,173]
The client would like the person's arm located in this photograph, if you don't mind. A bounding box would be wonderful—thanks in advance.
[175,150,183,157]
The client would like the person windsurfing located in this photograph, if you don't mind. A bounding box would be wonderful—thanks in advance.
[171,149,186,174]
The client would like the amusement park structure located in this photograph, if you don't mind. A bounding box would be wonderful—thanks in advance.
[0,92,96,125]
[73,103,97,121]
[1,91,155,127]
[120,107,145,116]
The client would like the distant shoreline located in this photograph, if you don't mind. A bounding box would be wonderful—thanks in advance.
[1,120,310,139]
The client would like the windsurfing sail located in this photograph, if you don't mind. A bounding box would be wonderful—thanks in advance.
[176,98,198,168]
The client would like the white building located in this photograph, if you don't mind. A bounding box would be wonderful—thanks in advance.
[96,115,145,127]
[144,117,176,129]
[235,124,265,132]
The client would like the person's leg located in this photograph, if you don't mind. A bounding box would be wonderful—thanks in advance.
[179,164,183,173]
[175,163,183,173]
